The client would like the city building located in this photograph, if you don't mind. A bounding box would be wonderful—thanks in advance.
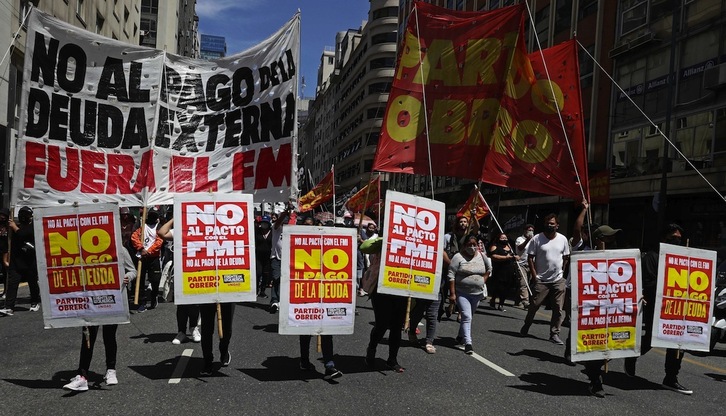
[1,0,142,206]
[200,34,226,60]
[139,0,199,57]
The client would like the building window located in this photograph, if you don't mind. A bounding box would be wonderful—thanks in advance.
[554,0,572,34]
[371,32,397,45]
[372,7,397,20]
[579,43,594,89]
[534,6,550,48]
[368,82,391,94]
[578,0,598,19]
[370,57,395,69]
[620,1,648,35]
[96,12,105,34]
[141,0,159,15]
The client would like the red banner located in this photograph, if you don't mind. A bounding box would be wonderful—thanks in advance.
[589,170,610,204]
[372,3,526,178]
[456,188,490,221]
[490,39,589,200]
[298,169,334,212]
[345,176,380,213]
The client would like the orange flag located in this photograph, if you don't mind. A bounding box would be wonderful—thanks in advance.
[345,176,380,213]
[456,187,490,221]
[298,169,334,212]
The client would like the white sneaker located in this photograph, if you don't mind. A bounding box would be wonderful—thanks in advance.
[63,375,88,391]
[172,332,187,345]
[192,326,201,342]
[104,369,118,385]
[0,308,13,316]
[29,303,40,312]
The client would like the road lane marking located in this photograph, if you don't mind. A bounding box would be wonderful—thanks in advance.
[169,349,194,384]
[470,352,516,376]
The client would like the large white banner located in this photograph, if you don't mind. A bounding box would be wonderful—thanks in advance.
[34,204,130,328]
[279,226,357,335]
[173,193,257,305]
[651,244,716,352]
[377,190,445,300]
[13,8,299,208]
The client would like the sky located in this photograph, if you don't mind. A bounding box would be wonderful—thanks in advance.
[196,0,372,98]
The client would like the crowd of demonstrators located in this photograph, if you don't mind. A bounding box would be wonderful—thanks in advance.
[514,224,535,309]
[0,207,40,316]
[520,213,570,346]
[487,231,519,312]
[130,209,164,312]
[63,248,137,392]
[157,218,201,345]
[119,207,138,260]
[448,234,491,355]
[624,223,692,395]
[362,236,407,373]
[268,207,292,314]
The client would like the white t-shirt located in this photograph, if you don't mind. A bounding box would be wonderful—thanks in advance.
[526,232,570,283]
[515,235,529,265]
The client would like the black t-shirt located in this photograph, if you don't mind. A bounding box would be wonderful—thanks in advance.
[10,222,37,271]
[255,229,273,261]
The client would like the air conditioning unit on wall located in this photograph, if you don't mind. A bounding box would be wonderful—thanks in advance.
[703,63,726,90]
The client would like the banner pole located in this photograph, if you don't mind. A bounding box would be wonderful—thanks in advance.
[133,206,148,305]
[317,335,322,353]
[217,302,224,339]
[403,297,412,332]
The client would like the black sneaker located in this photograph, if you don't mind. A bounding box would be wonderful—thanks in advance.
[200,365,214,376]
[149,297,158,310]
[464,344,474,355]
[365,346,376,369]
[624,358,636,377]
[299,360,315,371]
[662,378,692,395]
[588,381,606,398]
[269,303,279,314]
[222,351,231,367]
[324,367,343,380]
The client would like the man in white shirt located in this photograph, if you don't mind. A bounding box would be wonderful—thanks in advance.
[520,213,570,345]
[514,224,535,309]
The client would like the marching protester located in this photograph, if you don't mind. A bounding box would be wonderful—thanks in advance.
[0,207,41,316]
[255,215,273,298]
[157,218,201,345]
[269,206,292,313]
[199,302,235,376]
[119,207,138,260]
[0,208,9,299]
[514,224,535,309]
[520,213,570,345]
[488,231,518,311]
[130,208,164,312]
[448,233,491,354]
[357,222,378,296]
[440,214,479,320]
[362,237,407,373]
[297,219,342,380]
[624,223,692,395]
[63,248,136,391]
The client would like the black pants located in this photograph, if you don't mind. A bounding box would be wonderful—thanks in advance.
[299,335,334,367]
[4,268,40,309]
[176,304,200,333]
[78,325,118,377]
[625,298,683,379]
[199,303,235,366]
[136,258,161,305]
[368,293,407,365]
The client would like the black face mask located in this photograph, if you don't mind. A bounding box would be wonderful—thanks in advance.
[496,240,507,246]
[545,225,557,233]
[665,237,682,245]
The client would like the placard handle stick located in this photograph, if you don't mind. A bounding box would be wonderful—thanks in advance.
[403,296,412,332]
[217,302,224,339]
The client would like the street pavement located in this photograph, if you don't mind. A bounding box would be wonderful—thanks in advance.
[1,283,725,416]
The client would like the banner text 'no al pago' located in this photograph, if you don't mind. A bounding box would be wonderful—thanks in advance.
[34,204,130,328]
[13,9,299,208]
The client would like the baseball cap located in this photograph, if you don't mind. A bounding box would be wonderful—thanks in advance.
[593,225,621,241]
[261,215,271,224]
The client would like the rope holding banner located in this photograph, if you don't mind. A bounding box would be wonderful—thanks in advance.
[217,302,224,339]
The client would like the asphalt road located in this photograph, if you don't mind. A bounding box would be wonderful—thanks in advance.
[1,284,725,416]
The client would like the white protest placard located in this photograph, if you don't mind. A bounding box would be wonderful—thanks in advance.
[279,226,357,335]
[173,193,257,304]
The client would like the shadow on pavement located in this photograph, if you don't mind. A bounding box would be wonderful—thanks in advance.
[511,372,591,396]
[251,323,279,333]
[704,372,726,382]
[508,348,571,365]
[239,354,391,382]
[602,371,662,391]
[129,332,176,344]
[4,370,110,392]
[129,356,229,380]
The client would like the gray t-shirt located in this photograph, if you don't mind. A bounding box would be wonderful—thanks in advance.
[526,232,570,283]
[448,250,491,296]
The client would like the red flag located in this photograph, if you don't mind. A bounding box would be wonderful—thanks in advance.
[372,3,527,178]
[345,177,380,213]
[456,188,490,221]
[485,39,589,200]
[298,168,334,212]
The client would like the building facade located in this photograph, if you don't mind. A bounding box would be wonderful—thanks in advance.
[139,0,198,57]
[200,34,226,60]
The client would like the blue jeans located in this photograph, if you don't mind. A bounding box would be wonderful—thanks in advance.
[456,292,483,345]
[409,298,441,344]
[270,258,281,304]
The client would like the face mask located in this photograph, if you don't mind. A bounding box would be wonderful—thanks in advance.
[665,237,682,245]
[497,240,507,245]
[464,246,477,256]
[525,231,534,238]
[546,225,557,233]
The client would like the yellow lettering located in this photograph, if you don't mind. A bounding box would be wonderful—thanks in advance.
[430,100,466,144]
[511,120,553,164]
[463,38,502,85]
[385,95,425,143]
